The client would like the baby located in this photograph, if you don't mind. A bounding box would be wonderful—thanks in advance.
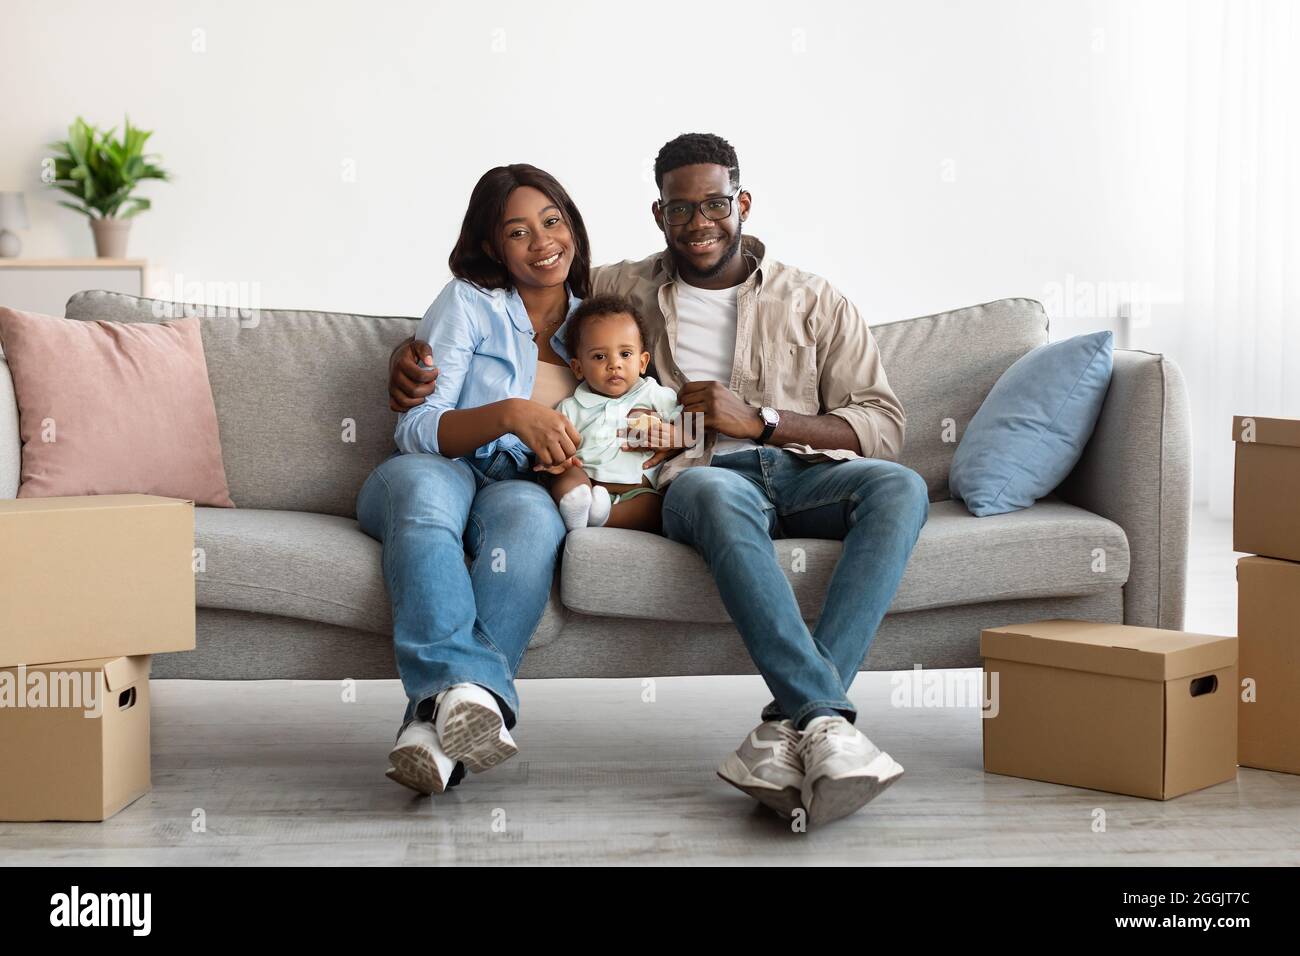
[545,294,680,532]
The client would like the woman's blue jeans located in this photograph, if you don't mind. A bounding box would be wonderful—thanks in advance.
[356,450,566,729]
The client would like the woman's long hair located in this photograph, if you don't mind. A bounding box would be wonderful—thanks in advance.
[448,164,592,298]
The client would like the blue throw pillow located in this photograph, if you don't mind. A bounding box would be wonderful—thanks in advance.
[950,331,1113,516]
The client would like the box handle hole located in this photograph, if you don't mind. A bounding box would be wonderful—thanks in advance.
[118,688,137,710]
[1190,675,1218,697]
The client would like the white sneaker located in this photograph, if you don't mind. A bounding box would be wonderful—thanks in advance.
[386,720,459,795]
[717,720,805,818]
[435,683,518,773]
[797,716,904,825]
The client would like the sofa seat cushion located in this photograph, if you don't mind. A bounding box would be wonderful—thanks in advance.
[559,498,1129,622]
[194,507,566,645]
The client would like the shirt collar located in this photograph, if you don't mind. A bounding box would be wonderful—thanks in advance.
[547,287,583,363]
[571,376,650,408]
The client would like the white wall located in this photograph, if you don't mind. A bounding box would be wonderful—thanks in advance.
[1,0,1188,337]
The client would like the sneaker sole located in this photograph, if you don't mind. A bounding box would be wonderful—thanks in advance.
[806,752,905,826]
[717,753,804,819]
[438,698,518,774]
[386,743,452,795]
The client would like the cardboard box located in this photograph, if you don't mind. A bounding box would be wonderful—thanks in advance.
[1237,556,1300,774]
[0,656,151,821]
[1232,415,1300,562]
[981,620,1237,800]
[0,495,195,667]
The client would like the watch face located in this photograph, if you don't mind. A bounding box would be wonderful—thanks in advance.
[761,407,780,426]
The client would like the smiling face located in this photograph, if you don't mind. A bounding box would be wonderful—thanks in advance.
[653,163,751,285]
[492,185,575,291]
[568,312,650,398]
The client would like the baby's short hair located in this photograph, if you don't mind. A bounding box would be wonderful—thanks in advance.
[564,294,650,358]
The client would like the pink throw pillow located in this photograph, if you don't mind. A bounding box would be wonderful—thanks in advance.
[0,307,234,507]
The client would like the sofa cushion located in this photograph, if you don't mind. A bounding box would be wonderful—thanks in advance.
[0,308,233,506]
[559,498,1128,623]
[873,297,1049,501]
[951,330,1114,516]
[65,291,418,518]
[193,507,567,646]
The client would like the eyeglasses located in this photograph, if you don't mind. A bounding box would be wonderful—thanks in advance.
[657,191,741,227]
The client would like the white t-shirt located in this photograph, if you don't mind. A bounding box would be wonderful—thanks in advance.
[673,280,757,459]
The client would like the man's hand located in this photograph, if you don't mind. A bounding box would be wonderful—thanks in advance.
[619,408,690,469]
[389,337,439,413]
[676,381,762,440]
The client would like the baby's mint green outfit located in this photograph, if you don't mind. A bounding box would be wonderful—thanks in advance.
[556,376,681,486]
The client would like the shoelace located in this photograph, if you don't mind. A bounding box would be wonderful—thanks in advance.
[797,719,845,765]
[772,722,805,772]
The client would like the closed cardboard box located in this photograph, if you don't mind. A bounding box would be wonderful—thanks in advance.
[1232,415,1300,563]
[0,495,195,667]
[1237,556,1300,774]
[0,655,151,821]
[982,620,1237,800]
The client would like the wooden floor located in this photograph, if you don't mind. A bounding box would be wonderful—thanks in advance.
[2,506,1296,866]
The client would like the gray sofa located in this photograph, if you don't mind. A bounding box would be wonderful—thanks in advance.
[0,292,1190,681]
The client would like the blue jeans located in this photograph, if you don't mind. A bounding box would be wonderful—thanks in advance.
[662,448,929,727]
[356,450,566,729]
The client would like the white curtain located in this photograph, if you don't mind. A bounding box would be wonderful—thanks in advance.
[1184,0,1300,517]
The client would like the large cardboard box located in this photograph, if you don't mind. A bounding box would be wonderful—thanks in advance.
[1232,415,1300,562]
[0,495,195,667]
[1237,556,1300,774]
[0,656,151,821]
[981,620,1237,800]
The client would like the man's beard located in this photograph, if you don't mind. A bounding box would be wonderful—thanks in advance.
[671,228,744,282]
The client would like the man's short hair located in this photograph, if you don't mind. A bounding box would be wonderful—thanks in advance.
[653,133,740,191]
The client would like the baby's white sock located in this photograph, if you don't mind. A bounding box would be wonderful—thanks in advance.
[558,484,594,532]
[588,486,612,528]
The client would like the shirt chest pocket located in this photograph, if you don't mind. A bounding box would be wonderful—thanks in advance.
[759,341,819,412]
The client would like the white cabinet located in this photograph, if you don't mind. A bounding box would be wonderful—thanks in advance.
[0,259,146,316]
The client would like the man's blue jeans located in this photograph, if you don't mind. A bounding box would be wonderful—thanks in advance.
[662,448,929,727]
[356,450,566,729]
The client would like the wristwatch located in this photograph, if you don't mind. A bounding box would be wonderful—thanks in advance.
[756,406,780,444]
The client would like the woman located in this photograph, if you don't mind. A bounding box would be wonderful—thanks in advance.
[356,165,591,795]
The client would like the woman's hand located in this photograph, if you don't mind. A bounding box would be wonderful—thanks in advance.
[503,398,583,469]
[389,338,439,413]
[619,408,690,469]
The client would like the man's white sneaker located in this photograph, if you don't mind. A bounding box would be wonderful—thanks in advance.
[435,683,518,773]
[797,716,904,825]
[717,720,805,818]
[386,719,459,795]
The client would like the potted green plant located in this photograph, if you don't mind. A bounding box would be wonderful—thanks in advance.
[46,116,170,258]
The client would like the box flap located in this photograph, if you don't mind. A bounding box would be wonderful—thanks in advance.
[3,655,150,688]
[102,655,151,691]
[0,494,193,517]
[1232,415,1300,448]
[981,620,1236,681]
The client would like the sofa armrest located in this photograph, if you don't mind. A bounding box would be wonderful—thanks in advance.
[0,347,19,499]
[1056,349,1191,629]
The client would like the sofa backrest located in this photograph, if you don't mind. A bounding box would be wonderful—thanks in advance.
[61,291,1048,515]
[65,291,417,517]
[873,298,1049,500]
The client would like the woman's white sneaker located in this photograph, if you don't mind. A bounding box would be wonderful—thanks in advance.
[797,716,904,825]
[386,719,459,795]
[435,683,518,773]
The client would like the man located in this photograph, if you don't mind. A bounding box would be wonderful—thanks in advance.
[389,133,929,825]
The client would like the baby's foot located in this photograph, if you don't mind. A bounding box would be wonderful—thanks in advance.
[588,486,612,528]
[558,484,593,531]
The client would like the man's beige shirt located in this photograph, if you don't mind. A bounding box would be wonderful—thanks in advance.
[590,236,906,485]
